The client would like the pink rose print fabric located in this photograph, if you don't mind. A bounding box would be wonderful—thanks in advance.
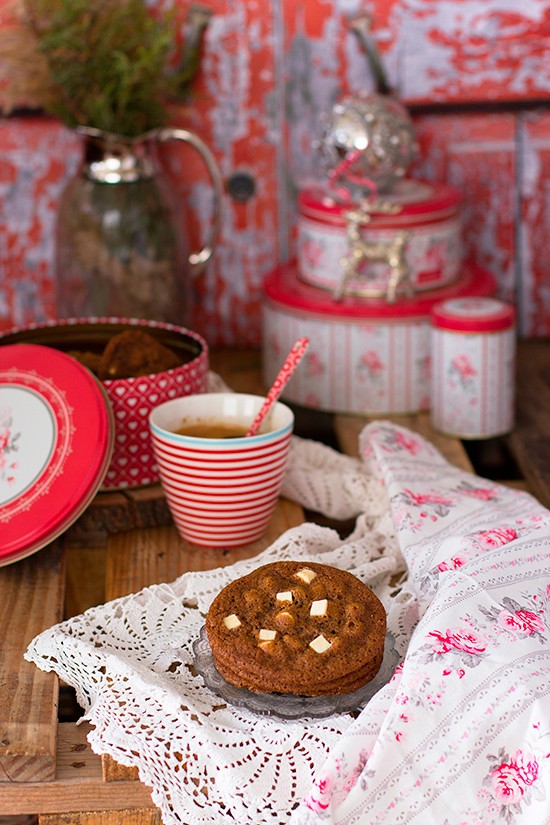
[292,423,550,825]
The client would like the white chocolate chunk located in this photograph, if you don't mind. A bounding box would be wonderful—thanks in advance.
[276,590,293,602]
[309,634,332,653]
[295,568,317,584]
[310,598,328,617]
[258,628,277,641]
[223,614,241,629]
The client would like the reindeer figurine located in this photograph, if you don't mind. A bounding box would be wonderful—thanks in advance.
[335,203,412,302]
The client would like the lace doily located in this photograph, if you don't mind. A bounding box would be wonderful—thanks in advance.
[26,429,414,825]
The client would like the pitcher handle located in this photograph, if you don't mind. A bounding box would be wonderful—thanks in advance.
[157,127,223,275]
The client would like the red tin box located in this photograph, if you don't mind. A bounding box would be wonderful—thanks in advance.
[297,179,462,301]
[262,260,496,416]
[0,318,209,490]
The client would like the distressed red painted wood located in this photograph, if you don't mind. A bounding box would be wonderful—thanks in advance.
[377,0,550,105]
[411,112,517,302]
[0,0,549,345]
[516,109,550,337]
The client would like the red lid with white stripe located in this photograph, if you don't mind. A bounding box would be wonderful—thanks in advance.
[431,297,516,333]
[264,260,497,320]
[0,344,114,565]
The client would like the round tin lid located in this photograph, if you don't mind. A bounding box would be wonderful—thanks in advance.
[298,179,462,228]
[263,260,496,321]
[0,344,114,566]
[431,297,516,332]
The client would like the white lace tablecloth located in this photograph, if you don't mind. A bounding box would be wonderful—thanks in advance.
[26,422,550,825]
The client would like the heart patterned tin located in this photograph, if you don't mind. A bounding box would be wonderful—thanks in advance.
[0,318,209,490]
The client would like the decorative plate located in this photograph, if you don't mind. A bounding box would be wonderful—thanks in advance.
[193,625,400,720]
[0,344,114,566]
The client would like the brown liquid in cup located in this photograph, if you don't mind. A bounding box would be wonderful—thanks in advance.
[175,421,250,438]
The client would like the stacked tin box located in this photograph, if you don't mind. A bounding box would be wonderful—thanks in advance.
[262,93,497,416]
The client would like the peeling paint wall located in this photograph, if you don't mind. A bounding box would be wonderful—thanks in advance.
[0,0,549,343]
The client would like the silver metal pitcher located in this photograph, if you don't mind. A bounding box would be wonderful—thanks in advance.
[55,125,223,326]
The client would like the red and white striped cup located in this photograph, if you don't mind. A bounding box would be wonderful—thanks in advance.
[149,392,294,547]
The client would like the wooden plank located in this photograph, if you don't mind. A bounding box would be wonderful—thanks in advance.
[506,339,550,509]
[334,410,473,472]
[0,542,64,783]
[209,349,265,394]
[104,499,304,601]
[102,759,141,783]
[0,723,155,815]
[64,545,107,619]
[40,810,161,825]
[63,485,172,548]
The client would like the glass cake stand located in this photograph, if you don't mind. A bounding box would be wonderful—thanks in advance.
[193,625,400,720]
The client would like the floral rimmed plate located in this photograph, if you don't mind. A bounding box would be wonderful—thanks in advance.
[193,625,400,720]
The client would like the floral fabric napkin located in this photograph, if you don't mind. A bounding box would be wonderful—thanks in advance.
[292,422,550,825]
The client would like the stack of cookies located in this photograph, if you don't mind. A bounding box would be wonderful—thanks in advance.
[205,561,386,697]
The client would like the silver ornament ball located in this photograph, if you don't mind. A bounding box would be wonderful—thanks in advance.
[323,92,418,193]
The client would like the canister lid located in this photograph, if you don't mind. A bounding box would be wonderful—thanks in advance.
[298,179,462,228]
[431,297,516,332]
[264,260,497,321]
[0,344,114,566]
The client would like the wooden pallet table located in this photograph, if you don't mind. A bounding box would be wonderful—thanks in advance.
[0,342,546,823]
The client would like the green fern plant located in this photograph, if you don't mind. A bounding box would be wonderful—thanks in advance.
[12,0,210,136]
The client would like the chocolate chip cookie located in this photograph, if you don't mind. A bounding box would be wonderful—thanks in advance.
[98,329,182,379]
[205,560,386,696]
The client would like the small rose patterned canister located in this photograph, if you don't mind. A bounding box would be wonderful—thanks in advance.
[430,297,516,438]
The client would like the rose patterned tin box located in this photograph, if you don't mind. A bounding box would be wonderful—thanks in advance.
[262,261,496,416]
[430,297,516,438]
[297,179,462,302]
